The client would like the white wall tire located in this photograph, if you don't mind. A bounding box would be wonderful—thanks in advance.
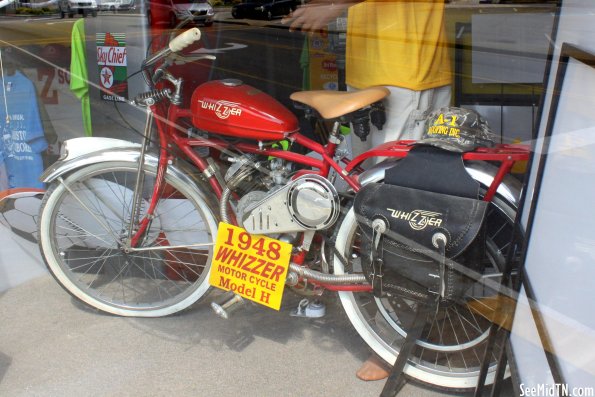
[333,184,517,389]
[38,161,218,317]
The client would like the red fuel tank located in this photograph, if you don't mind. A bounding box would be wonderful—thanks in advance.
[191,79,299,141]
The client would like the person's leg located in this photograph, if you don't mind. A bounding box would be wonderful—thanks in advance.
[347,85,419,167]
[397,84,452,142]
[354,84,452,381]
[370,85,418,148]
[367,84,452,149]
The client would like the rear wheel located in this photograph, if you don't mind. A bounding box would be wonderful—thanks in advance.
[38,161,218,317]
[333,184,518,389]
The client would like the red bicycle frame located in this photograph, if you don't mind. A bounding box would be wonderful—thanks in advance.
[129,98,530,292]
[156,101,529,197]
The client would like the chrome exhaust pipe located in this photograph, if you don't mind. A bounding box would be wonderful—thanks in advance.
[211,263,368,319]
[211,291,244,319]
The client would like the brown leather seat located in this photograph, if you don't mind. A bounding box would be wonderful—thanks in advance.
[290,86,390,120]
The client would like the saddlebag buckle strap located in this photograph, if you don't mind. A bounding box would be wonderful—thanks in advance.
[370,218,387,298]
[432,232,449,301]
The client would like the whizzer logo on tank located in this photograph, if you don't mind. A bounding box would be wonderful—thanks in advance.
[198,99,242,119]
[96,33,128,102]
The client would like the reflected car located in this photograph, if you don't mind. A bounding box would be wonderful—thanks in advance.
[147,0,215,28]
[57,0,98,17]
[98,0,136,11]
[231,0,297,21]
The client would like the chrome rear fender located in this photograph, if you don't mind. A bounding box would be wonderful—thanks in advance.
[358,159,522,207]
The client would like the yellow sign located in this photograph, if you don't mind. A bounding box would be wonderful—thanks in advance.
[209,223,292,310]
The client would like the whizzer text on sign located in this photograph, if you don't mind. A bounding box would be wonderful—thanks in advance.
[209,223,292,310]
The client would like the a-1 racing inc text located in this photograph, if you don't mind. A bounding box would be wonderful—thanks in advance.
[209,224,291,310]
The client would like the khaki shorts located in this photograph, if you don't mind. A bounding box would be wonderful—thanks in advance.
[348,84,452,160]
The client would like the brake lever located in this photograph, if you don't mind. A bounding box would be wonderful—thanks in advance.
[199,55,217,61]
[168,53,216,66]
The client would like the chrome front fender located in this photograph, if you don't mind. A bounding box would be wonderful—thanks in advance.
[358,159,522,207]
[41,138,142,183]
[40,137,217,209]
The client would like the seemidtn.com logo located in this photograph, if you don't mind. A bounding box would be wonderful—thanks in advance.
[520,383,594,397]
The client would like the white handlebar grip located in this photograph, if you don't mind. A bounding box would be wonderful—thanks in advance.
[168,28,201,53]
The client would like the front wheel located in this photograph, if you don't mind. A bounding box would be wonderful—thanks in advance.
[333,189,518,389]
[38,161,219,317]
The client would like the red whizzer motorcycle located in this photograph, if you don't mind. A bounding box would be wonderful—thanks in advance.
[37,28,528,389]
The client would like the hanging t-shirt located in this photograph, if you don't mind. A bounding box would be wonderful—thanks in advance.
[70,18,93,136]
[0,71,48,190]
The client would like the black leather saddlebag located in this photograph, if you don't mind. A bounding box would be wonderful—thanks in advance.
[354,183,488,301]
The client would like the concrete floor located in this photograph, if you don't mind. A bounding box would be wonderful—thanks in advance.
[0,275,460,397]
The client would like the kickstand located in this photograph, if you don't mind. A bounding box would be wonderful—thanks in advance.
[379,297,435,397]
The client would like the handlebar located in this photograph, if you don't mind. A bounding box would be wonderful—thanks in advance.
[138,27,215,105]
[168,28,201,53]
[143,28,202,68]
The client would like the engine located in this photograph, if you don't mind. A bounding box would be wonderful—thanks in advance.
[222,155,340,235]
[240,174,340,234]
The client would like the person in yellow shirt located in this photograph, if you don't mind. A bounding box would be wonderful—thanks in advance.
[286,0,452,381]
[286,0,451,157]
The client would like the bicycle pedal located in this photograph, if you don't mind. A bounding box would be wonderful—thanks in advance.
[290,298,326,318]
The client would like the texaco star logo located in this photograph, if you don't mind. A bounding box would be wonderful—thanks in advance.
[100,66,114,89]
